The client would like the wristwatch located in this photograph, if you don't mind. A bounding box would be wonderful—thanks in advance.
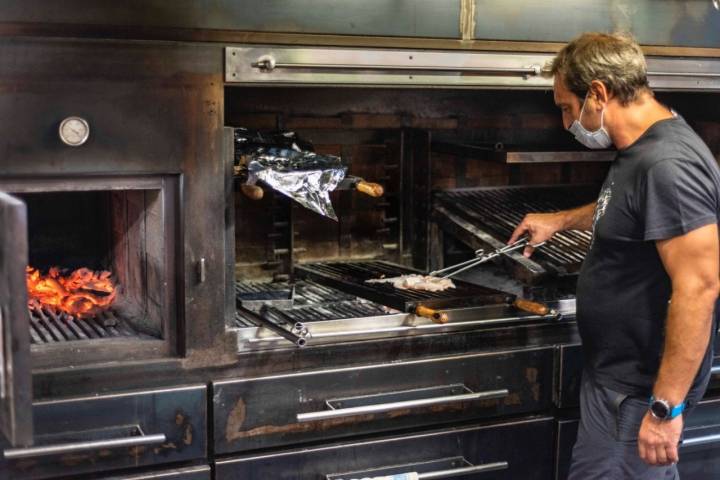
[649,396,685,420]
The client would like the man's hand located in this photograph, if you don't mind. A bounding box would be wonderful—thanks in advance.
[638,412,683,466]
[508,202,596,257]
[508,212,566,257]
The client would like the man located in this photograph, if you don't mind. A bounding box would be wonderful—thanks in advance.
[509,32,720,479]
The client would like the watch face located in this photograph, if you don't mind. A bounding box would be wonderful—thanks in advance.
[651,400,670,419]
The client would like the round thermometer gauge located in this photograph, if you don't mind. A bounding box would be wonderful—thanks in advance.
[58,116,90,147]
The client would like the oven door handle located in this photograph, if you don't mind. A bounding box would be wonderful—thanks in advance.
[648,71,720,79]
[297,387,509,423]
[416,460,508,479]
[327,459,509,480]
[681,432,720,449]
[3,430,167,459]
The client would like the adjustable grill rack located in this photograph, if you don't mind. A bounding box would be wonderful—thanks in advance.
[295,261,513,311]
[29,305,142,345]
[434,185,599,281]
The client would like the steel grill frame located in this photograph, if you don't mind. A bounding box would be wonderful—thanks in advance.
[295,260,513,311]
[234,279,393,328]
[434,185,600,277]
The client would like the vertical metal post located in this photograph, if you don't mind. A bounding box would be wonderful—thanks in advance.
[408,129,433,271]
[288,200,295,282]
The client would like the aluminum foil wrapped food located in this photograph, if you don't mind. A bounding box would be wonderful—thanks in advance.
[235,129,347,220]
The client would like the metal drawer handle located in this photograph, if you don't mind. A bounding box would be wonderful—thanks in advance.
[417,460,508,479]
[251,57,542,77]
[297,387,509,423]
[648,71,720,79]
[3,431,167,459]
[682,433,720,449]
[330,460,508,480]
[710,365,720,375]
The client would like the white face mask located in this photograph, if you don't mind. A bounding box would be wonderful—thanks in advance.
[568,94,613,149]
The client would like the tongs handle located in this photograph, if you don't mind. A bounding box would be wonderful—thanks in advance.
[430,236,544,279]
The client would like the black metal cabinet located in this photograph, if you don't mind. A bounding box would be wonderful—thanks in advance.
[0,384,207,480]
[213,347,555,453]
[555,343,583,409]
[0,38,229,361]
[554,418,579,480]
[216,416,555,480]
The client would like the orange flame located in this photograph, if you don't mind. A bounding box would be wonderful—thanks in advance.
[26,266,117,318]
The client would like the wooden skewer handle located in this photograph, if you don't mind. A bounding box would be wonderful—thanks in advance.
[355,181,384,198]
[512,298,552,316]
[241,184,264,201]
[414,305,449,324]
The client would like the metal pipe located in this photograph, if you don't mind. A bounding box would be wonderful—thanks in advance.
[419,461,509,479]
[239,305,307,347]
[297,388,508,422]
[243,313,541,344]
[4,433,167,459]
[648,71,720,78]
[252,59,542,76]
[270,307,308,335]
[681,433,720,448]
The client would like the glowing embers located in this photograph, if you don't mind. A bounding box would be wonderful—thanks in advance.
[26,266,118,319]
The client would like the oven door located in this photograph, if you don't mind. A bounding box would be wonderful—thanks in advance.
[0,192,33,447]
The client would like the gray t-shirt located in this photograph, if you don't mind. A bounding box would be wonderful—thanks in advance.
[576,114,720,397]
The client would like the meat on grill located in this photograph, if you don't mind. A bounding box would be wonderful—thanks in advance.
[366,274,456,292]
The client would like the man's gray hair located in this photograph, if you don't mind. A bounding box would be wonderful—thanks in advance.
[546,32,651,105]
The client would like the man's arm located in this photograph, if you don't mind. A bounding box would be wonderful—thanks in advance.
[509,202,596,257]
[638,223,720,466]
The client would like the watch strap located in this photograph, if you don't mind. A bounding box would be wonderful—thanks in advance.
[669,402,685,419]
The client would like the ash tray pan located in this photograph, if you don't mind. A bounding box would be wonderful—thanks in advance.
[237,285,294,310]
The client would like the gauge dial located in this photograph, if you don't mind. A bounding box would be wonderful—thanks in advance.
[58,116,90,146]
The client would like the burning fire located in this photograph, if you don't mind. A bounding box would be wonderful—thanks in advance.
[26,266,118,318]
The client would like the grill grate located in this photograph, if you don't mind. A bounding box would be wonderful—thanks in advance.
[235,280,393,328]
[28,305,140,345]
[434,185,599,275]
[235,280,356,307]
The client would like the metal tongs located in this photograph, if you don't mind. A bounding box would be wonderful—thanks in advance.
[429,236,546,279]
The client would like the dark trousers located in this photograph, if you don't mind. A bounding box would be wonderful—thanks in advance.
[568,373,708,480]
